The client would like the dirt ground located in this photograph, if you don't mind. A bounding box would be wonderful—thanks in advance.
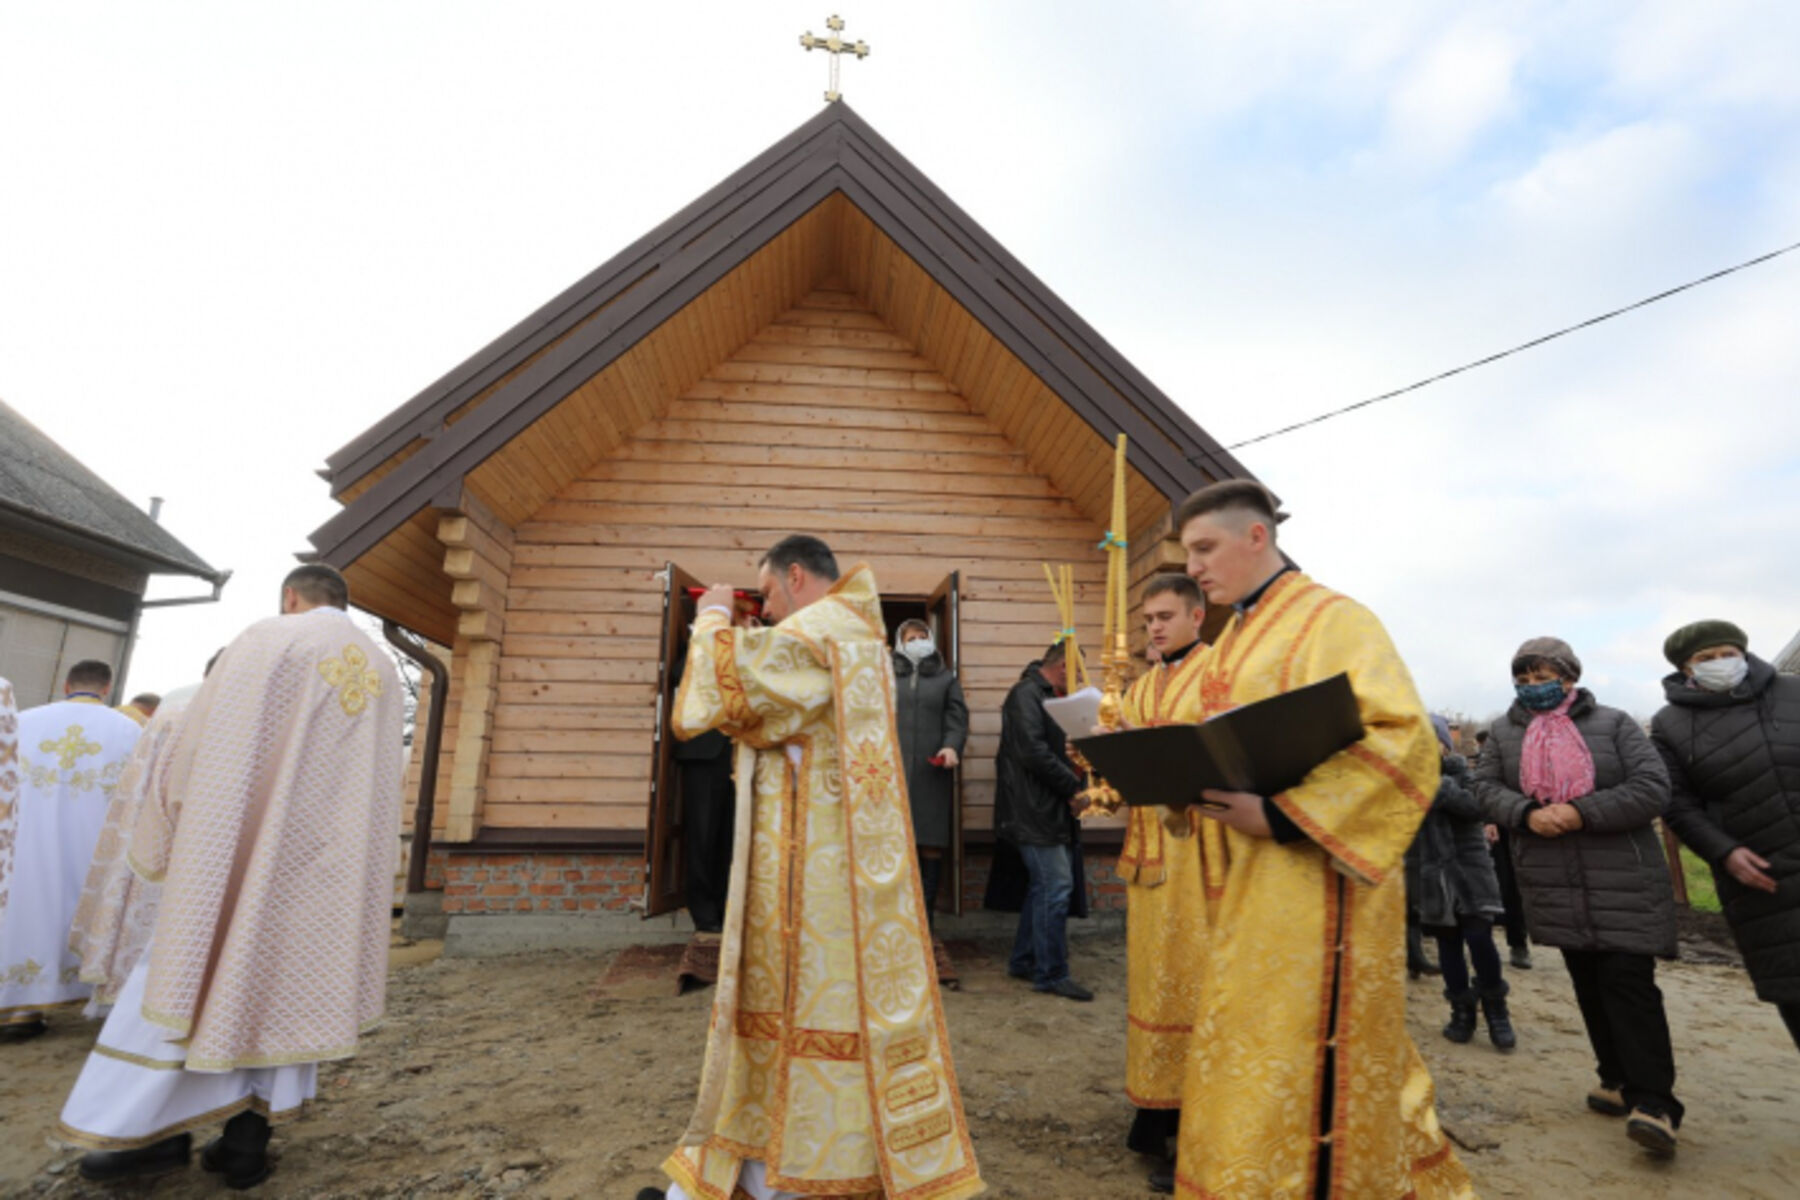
[3,914,1795,1199]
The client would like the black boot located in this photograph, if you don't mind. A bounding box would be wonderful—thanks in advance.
[79,1133,192,1182]
[1407,922,1440,979]
[1442,989,1478,1044]
[0,1016,47,1041]
[201,1109,273,1189]
[1479,981,1517,1051]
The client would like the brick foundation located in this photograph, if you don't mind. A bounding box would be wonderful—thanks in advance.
[429,847,1126,917]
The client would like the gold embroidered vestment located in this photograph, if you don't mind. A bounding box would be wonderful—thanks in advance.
[1174,574,1475,1200]
[663,565,983,1200]
[1116,646,1213,1110]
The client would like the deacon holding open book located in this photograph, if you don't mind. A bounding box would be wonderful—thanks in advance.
[1162,481,1473,1200]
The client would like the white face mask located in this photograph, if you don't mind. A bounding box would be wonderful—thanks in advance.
[1691,656,1748,693]
[901,637,936,662]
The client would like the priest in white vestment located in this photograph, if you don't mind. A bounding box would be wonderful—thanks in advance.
[0,676,18,957]
[0,660,141,1037]
[69,680,202,1013]
[57,565,404,1189]
[643,535,985,1200]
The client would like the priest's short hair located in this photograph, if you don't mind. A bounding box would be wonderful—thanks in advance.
[66,659,114,691]
[1143,572,1204,609]
[760,534,839,582]
[1173,479,1286,542]
[283,563,350,610]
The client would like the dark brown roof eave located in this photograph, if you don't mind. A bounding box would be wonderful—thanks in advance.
[310,103,1258,568]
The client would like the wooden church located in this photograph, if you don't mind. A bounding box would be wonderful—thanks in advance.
[308,102,1260,928]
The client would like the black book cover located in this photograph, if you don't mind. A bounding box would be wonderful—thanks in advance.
[1071,673,1365,805]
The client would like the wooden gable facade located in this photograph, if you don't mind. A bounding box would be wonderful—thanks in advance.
[310,104,1258,922]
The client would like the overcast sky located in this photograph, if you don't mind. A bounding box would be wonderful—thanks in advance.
[3,1,1795,721]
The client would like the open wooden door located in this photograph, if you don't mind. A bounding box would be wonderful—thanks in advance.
[644,562,702,918]
[927,571,964,916]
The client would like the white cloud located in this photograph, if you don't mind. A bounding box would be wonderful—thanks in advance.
[1383,26,1519,165]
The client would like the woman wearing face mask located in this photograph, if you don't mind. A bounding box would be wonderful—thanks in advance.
[1653,620,1800,1052]
[891,619,968,932]
[1474,636,1683,1157]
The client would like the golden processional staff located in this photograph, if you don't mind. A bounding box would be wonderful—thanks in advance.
[1053,433,1134,818]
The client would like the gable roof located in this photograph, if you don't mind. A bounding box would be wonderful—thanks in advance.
[310,102,1254,579]
[1776,629,1800,674]
[0,397,223,581]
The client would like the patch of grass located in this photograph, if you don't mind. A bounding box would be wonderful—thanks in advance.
[1679,845,1722,913]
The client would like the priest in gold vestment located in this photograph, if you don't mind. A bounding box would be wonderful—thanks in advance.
[1116,573,1212,1185]
[1169,483,1474,1200]
[651,535,983,1200]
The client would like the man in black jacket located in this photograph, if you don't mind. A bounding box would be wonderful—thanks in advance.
[995,640,1092,1001]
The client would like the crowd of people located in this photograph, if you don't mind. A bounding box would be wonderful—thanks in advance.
[4,506,1794,1199]
[0,564,404,1188]
[967,502,1797,1193]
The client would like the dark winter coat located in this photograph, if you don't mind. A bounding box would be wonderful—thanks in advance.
[1411,754,1505,929]
[1652,655,1800,1002]
[892,649,969,849]
[993,663,1084,848]
[1474,689,1677,958]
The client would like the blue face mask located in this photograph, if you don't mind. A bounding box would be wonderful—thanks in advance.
[1515,680,1567,711]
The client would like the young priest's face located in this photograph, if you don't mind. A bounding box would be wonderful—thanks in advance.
[1142,592,1202,655]
[1180,511,1274,608]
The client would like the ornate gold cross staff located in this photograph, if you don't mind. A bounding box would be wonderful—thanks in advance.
[799,14,870,103]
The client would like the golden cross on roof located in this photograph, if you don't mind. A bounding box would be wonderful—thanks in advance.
[799,14,870,104]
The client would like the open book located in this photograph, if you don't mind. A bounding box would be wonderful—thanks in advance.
[1070,673,1365,806]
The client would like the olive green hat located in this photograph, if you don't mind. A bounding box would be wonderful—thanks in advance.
[1663,620,1748,668]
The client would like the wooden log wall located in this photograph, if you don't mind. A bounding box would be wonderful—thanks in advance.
[436,492,514,841]
[480,286,1165,838]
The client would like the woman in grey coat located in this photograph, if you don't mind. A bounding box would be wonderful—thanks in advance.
[1653,619,1800,1051]
[1419,715,1514,1049]
[1475,636,1683,1157]
[892,619,968,930]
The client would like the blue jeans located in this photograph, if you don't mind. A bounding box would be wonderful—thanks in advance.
[1009,841,1074,987]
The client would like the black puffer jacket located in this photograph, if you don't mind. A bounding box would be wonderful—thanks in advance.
[1412,755,1505,929]
[892,649,969,849]
[1475,689,1677,957]
[993,663,1083,848]
[1653,655,1800,1002]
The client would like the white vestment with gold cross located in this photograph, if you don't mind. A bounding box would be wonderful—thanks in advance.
[662,565,984,1200]
[56,606,403,1149]
[0,694,140,1026]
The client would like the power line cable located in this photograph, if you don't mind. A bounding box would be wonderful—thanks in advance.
[1219,238,1800,452]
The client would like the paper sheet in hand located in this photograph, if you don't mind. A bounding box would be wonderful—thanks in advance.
[1042,687,1103,739]
[1071,673,1364,805]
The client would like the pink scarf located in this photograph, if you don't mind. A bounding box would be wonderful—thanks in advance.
[1519,690,1595,804]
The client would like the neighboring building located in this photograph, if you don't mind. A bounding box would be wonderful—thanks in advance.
[0,398,226,707]
[309,103,1260,930]
[1776,629,1800,675]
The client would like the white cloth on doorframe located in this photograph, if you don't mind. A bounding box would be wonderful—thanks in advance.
[667,1159,803,1200]
[55,950,316,1150]
[0,698,141,1024]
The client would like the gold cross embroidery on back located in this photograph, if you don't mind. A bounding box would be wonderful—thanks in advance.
[40,726,102,769]
[319,645,383,717]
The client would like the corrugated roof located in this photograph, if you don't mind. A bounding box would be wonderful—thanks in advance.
[0,397,222,580]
